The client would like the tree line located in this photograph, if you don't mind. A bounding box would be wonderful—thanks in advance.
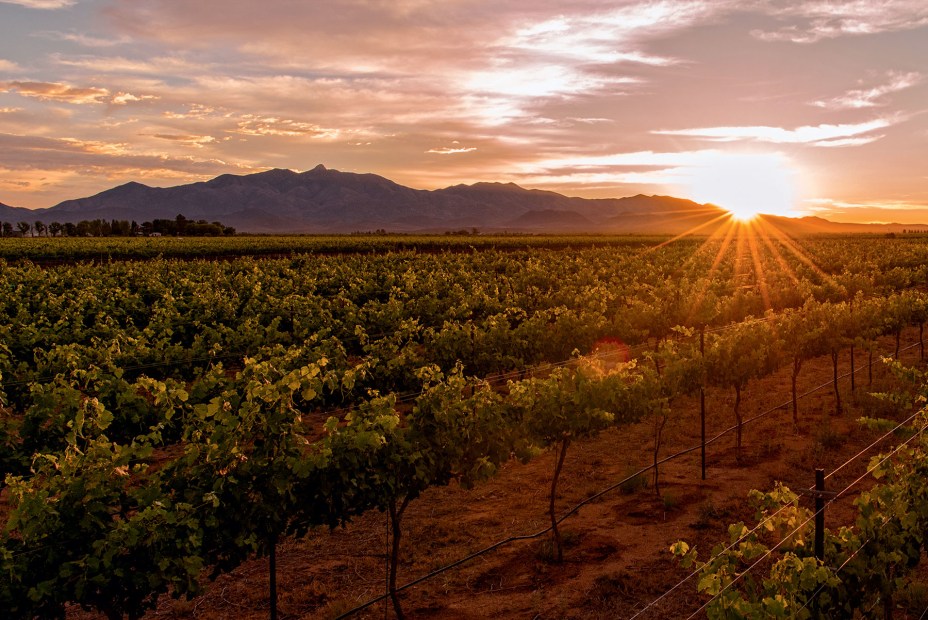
[0,214,235,238]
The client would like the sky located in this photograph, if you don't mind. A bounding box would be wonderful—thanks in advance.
[0,0,926,223]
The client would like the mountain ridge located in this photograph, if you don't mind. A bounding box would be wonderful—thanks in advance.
[0,166,922,234]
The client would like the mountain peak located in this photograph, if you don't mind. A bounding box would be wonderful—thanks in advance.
[114,181,150,191]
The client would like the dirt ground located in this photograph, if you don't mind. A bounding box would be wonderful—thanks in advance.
[70,327,928,619]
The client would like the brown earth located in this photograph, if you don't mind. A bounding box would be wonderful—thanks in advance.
[70,327,928,619]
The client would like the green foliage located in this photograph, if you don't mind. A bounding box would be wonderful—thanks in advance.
[3,235,928,615]
[0,406,202,620]
[673,409,928,618]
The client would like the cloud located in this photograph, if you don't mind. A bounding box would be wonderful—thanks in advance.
[112,92,159,105]
[805,197,928,211]
[101,0,710,123]
[0,59,23,73]
[163,104,221,120]
[510,149,729,190]
[426,145,477,155]
[503,5,695,66]
[1,80,159,106]
[0,0,74,8]
[146,133,217,148]
[811,135,885,148]
[0,132,254,176]
[231,115,343,139]
[37,31,131,47]
[653,118,896,147]
[812,71,921,109]
[464,65,635,99]
[753,0,928,43]
[523,149,726,171]
[1,80,111,104]
[52,53,205,75]
[0,131,261,207]
[802,197,928,223]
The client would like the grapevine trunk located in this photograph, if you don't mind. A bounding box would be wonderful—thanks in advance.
[549,436,569,563]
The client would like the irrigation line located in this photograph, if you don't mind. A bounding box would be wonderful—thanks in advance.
[336,339,921,618]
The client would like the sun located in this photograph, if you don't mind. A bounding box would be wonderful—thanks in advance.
[681,152,799,221]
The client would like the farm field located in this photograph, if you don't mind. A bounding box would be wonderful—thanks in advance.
[0,234,670,263]
[3,232,928,619]
[133,325,928,619]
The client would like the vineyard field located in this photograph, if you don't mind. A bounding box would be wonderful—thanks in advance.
[132,325,925,619]
[0,234,670,263]
[3,232,928,619]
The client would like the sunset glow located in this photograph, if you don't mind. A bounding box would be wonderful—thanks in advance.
[681,152,799,221]
[0,1,925,222]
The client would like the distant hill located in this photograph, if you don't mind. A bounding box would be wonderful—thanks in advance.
[0,201,37,223]
[0,165,923,234]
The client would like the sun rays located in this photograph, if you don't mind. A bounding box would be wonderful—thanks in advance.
[644,211,839,323]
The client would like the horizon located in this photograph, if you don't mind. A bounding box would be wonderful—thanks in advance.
[1,1,926,223]
[5,164,926,228]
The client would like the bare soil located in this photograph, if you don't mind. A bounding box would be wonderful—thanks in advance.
[70,327,928,619]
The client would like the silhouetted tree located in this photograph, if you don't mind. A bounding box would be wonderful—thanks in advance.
[110,219,131,236]
[34,221,46,237]
[17,222,31,237]
[49,222,62,237]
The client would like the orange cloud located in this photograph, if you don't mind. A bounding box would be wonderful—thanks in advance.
[146,133,217,148]
[2,80,110,104]
[1,80,159,107]
[427,143,477,155]
[232,115,341,139]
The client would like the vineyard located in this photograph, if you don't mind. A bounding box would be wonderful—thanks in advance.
[3,232,928,618]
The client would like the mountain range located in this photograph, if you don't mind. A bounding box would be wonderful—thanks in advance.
[0,165,921,234]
